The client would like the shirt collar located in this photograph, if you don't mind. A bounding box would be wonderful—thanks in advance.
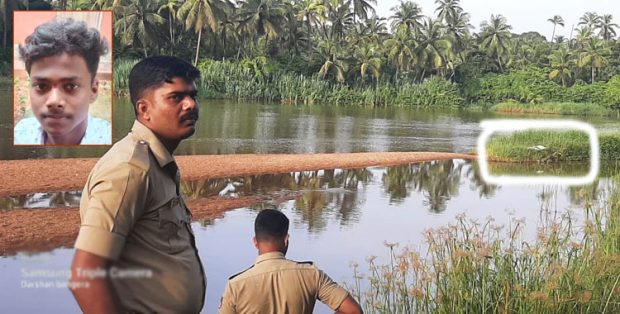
[130,120,175,167]
[37,115,93,145]
[255,251,286,264]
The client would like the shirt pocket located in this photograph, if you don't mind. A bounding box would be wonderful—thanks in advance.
[158,196,192,254]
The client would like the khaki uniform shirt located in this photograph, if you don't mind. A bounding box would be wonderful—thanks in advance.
[74,120,205,313]
[219,252,349,314]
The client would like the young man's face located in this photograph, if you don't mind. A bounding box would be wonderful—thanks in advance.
[140,77,199,142]
[29,53,98,140]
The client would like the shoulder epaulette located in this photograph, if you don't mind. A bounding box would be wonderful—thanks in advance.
[295,261,314,265]
[229,265,254,280]
[128,139,150,171]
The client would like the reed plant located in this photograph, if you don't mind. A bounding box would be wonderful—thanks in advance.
[350,178,620,313]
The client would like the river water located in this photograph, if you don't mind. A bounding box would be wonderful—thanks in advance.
[1,93,618,313]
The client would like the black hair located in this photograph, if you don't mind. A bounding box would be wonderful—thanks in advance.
[255,209,289,242]
[18,18,108,80]
[128,56,200,115]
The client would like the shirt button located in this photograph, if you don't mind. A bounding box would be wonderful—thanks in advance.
[138,140,147,145]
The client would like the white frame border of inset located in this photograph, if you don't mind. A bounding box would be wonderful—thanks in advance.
[477,119,599,185]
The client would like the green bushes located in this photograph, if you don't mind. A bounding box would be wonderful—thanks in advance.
[393,77,462,108]
[462,67,563,105]
[195,59,462,107]
[463,68,620,110]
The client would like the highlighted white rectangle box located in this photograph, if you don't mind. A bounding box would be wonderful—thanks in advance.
[477,119,599,185]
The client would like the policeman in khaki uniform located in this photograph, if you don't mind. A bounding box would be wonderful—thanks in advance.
[70,56,205,313]
[219,209,363,314]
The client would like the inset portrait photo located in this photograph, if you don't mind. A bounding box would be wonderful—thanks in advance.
[13,11,112,145]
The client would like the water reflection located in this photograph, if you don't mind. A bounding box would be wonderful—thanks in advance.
[488,161,591,177]
[180,169,373,232]
[465,161,500,198]
[382,160,465,212]
[0,192,81,210]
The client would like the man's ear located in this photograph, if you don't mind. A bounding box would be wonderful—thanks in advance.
[252,236,259,249]
[284,234,289,247]
[89,79,99,102]
[136,99,151,121]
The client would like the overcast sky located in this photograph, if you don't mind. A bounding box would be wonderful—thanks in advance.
[374,0,619,40]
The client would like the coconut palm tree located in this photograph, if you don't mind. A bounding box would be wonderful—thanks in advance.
[579,37,611,83]
[478,14,512,72]
[218,14,240,58]
[578,12,601,29]
[295,0,326,37]
[547,15,564,42]
[354,45,381,83]
[363,15,388,45]
[573,26,593,49]
[326,0,354,41]
[435,0,461,23]
[596,14,618,41]
[548,46,574,86]
[316,37,348,82]
[177,0,233,64]
[389,0,423,34]
[114,0,166,57]
[384,26,417,82]
[281,5,308,55]
[237,0,288,41]
[158,0,180,52]
[351,0,376,22]
[416,17,453,79]
[444,9,472,60]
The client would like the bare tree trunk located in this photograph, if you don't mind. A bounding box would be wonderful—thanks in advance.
[497,55,504,72]
[169,17,174,54]
[194,27,202,65]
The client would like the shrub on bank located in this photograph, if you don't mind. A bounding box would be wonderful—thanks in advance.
[463,67,620,110]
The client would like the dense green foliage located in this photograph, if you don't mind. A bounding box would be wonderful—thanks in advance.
[1,0,619,108]
[485,130,620,162]
[464,68,620,109]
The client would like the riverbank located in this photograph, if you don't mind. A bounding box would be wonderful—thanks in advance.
[0,152,474,255]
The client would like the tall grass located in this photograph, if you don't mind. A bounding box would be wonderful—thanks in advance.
[491,101,612,116]
[485,130,620,162]
[350,179,620,313]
